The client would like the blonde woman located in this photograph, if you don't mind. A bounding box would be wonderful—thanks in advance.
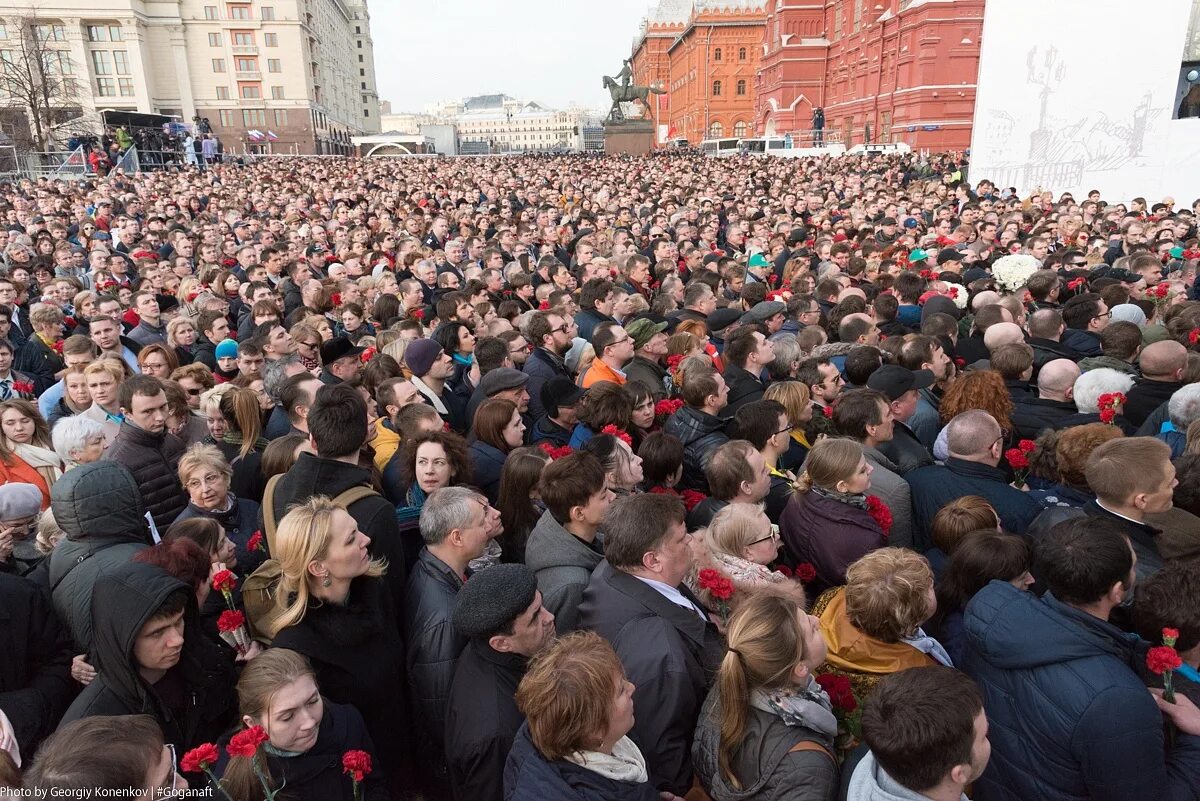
[692,590,838,801]
[764,381,815,472]
[687,503,802,611]
[253,496,407,783]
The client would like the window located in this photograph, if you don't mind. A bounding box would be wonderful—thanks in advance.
[357,40,362,48]
[240,83,260,99]
[96,77,115,96]
[216,86,229,99]
[204,6,218,19]
[270,85,283,98]
[232,31,254,45]
[242,109,266,126]
[219,109,234,127]
[212,59,225,72]
[712,80,721,96]
[0,24,7,39]
[736,79,746,95]
[273,109,287,125]
[109,25,122,41]
[46,51,72,75]
[268,58,281,72]
[739,46,746,61]
[734,120,748,137]
[709,121,723,137]
[227,5,251,20]
[87,25,107,42]
[35,24,66,42]
[235,57,257,71]
[261,6,275,20]
[364,109,369,118]
[118,78,133,96]
[264,33,278,46]
[113,50,128,75]
[208,32,222,46]
[91,51,112,75]
[355,26,361,33]
[714,47,722,61]
[359,68,364,76]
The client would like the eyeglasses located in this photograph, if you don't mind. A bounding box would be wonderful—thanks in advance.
[163,742,180,797]
[775,424,793,436]
[748,525,781,546]
[185,387,202,396]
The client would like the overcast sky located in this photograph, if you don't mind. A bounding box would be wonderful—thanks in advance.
[371,0,660,114]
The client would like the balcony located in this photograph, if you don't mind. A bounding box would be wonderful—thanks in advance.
[235,70,261,80]
[232,45,258,55]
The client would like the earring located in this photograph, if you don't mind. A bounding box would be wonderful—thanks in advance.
[321,574,332,588]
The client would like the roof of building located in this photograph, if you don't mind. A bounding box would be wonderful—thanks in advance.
[694,0,765,9]
[649,0,692,23]
[462,94,516,111]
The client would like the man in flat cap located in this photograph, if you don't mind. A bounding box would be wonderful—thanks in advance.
[444,563,555,801]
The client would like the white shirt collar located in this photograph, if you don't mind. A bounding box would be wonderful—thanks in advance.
[632,575,707,621]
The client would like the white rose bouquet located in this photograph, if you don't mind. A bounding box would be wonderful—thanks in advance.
[992,254,1039,294]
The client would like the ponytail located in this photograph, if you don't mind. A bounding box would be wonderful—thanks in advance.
[220,388,264,460]
[795,470,814,494]
[717,648,751,789]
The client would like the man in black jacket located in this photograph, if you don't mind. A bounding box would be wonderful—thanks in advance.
[105,375,187,531]
[1124,340,1187,428]
[522,311,573,421]
[445,563,554,801]
[721,325,774,417]
[578,493,724,795]
[1011,359,1080,440]
[192,309,229,370]
[662,365,730,492]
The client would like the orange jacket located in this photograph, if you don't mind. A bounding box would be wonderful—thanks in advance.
[0,455,51,509]
[580,358,627,389]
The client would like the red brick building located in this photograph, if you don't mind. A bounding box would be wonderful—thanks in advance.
[755,0,984,150]
[631,0,767,144]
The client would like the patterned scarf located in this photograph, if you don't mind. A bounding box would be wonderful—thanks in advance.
[750,676,838,739]
[810,484,868,510]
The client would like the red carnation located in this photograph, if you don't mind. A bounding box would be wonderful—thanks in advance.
[1018,439,1036,453]
[816,673,857,712]
[1067,277,1086,290]
[775,564,793,578]
[1005,448,1029,471]
[954,357,966,368]
[822,405,833,418]
[1099,408,1116,424]
[1154,283,1170,299]
[342,749,373,782]
[360,347,377,364]
[538,300,550,310]
[1190,328,1200,346]
[795,562,817,582]
[211,569,237,593]
[655,398,684,417]
[247,530,265,552]
[226,725,269,758]
[666,354,684,370]
[680,489,707,511]
[410,308,425,321]
[217,609,245,634]
[698,568,734,601]
[600,424,633,447]
[1165,628,1181,643]
[51,340,64,355]
[866,495,893,536]
[12,381,33,395]
[180,743,220,773]
[331,292,342,307]
[537,442,573,460]
[1148,645,1183,675]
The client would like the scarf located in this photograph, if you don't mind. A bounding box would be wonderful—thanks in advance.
[708,549,789,588]
[564,736,648,784]
[12,441,62,487]
[901,627,954,667]
[750,676,838,739]
[810,484,868,510]
[298,352,320,372]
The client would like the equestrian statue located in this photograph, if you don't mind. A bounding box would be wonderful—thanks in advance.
[603,60,665,123]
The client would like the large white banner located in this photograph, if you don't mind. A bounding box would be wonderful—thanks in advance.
[969,0,1200,202]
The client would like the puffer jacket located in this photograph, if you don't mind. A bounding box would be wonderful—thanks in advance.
[963,580,1200,801]
[58,561,237,753]
[691,684,838,801]
[663,405,730,493]
[48,462,153,652]
[103,421,187,530]
[402,547,467,753]
[524,509,604,633]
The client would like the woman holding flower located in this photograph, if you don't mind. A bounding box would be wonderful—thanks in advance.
[691,590,838,801]
[687,504,806,612]
[211,648,388,801]
[174,443,265,573]
[0,399,62,508]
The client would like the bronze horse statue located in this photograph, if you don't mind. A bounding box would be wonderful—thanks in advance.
[603,75,665,122]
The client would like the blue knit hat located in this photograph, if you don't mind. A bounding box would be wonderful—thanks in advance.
[215,338,238,360]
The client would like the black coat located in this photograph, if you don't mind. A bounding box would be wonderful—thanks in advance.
[211,702,389,801]
[663,406,730,493]
[271,576,411,791]
[58,562,237,753]
[1124,379,1184,428]
[1011,396,1078,441]
[1028,337,1081,377]
[523,347,570,421]
[103,421,188,531]
[193,335,218,370]
[467,440,508,505]
[268,452,407,605]
[504,724,660,801]
[0,572,75,753]
[722,364,766,417]
[445,642,527,801]
[14,334,63,394]
[578,561,725,794]
[214,438,267,503]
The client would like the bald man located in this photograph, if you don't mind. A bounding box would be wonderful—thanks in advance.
[1010,358,1081,440]
[1026,308,1081,378]
[1124,340,1188,427]
[983,321,1025,354]
[906,410,1042,544]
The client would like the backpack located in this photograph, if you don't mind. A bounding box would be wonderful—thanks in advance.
[242,474,379,643]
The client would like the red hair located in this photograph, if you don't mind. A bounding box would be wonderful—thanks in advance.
[132,538,210,595]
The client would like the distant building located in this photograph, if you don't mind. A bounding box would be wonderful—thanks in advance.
[582,124,604,151]
[427,94,598,153]
[755,0,984,150]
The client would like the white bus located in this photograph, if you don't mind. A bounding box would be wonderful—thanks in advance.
[699,137,742,157]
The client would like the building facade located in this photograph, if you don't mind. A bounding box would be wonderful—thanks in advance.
[755,0,984,150]
[631,0,766,144]
[429,94,598,153]
[0,0,379,154]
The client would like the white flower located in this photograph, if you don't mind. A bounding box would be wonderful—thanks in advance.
[946,285,968,309]
[992,254,1040,293]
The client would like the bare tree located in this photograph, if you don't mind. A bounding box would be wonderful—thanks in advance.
[0,14,79,151]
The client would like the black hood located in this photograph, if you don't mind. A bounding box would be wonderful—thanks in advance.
[284,452,374,499]
[89,562,191,712]
[51,461,149,543]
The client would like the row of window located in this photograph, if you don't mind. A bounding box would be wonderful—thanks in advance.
[711,80,747,96]
[712,47,749,62]
[96,77,135,97]
[212,58,281,72]
[209,32,280,47]
[91,50,129,76]
[217,108,288,127]
[203,5,275,21]
[707,121,750,137]
[214,85,287,99]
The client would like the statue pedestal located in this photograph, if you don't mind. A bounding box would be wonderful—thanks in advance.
[603,120,655,155]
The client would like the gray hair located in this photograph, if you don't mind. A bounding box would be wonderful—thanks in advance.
[945,410,1001,458]
[1168,383,1200,430]
[767,334,802,381]
[51,416,105,466]
[419,486,485,545]
[262,353,302,401]
[1072,368,1136,414]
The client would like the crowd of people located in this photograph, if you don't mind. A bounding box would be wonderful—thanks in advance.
[0,148,1198,801]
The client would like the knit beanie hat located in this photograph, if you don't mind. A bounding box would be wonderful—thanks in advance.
[405,338,444,378]
[452,563,538,640]
[214,339,239,360]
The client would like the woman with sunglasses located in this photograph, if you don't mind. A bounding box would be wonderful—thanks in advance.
[290,321,323,374]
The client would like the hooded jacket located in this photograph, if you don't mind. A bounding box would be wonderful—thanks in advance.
[58,562,236,752]
[663,405,730,493]
[846,752,966,801]
[962,581,1200,801]
[691,684,838,801]
[503,723,660,801]
[49,461,153,652]
[525,509,604,633]
[103,420,188,530]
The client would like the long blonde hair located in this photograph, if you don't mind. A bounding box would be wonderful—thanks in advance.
[271,496,387,635]
[796,437,863,493]
[718,590,813,789]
